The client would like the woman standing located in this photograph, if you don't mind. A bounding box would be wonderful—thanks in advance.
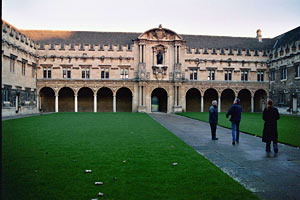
[262,99,280,153]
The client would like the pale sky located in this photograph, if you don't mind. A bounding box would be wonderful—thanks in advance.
[2,0,300,38]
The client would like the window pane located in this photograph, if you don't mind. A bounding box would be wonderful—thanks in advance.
[43,68,47,78]
[48,68,51,78]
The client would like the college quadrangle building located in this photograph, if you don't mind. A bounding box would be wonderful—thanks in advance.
[2,20,300,116]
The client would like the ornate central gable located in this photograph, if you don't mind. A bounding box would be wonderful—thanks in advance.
[138,24,183,41]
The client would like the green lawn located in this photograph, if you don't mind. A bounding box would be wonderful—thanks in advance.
[177,112,300,147]
[2,113,258,200]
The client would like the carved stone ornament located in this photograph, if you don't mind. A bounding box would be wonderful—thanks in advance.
[152,66,168,80]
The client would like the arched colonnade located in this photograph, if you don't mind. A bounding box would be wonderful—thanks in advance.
[39,86,267,113]
[185,87,267,112]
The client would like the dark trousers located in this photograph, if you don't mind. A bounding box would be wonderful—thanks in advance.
[266,141,278,152]
[210,123,217,139]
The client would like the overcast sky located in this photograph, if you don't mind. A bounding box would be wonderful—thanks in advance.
[2,0,300,38]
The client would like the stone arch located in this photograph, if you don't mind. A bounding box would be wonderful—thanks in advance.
[151,88,168,112]
[221,88,235,112]
[150,86,169,96]
[238,89,251,112]
[78,87,93,112]
[186,88,201,112]
[116,87,132,112]
[254,89,267,112]
[204,88,218,112]
[39,87,55,112]
[58,87,74,112]
[97,87,113,112]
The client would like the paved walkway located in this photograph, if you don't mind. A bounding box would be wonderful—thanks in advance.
[2,112,52,121]
[150,113,300,200]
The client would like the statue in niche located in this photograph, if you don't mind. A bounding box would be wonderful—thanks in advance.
[157,51,163,65]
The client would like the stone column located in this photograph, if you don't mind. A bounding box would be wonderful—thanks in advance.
[15,95,19,111]
[138,86,142,106]
[201,96,204,112]
[174,86,177,106]
[37,95,40,110]
[177,86,180,106]
[218,96,221,112]
[94,94,97,113]
[55,94,58,112]
[251,96,254,112]
[113,95,116,112]
[177,46,180,63]
[74,95,78,112]
[141,86,144,106]
[174,45,177,64]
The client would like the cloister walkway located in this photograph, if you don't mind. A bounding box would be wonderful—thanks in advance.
[150,113,300,200]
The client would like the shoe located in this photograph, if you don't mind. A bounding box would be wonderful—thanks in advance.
[274,148,278,153]
[232,141,235,145]
[236,140,239,143]
[266,149,271,153]
[212,138,219,140]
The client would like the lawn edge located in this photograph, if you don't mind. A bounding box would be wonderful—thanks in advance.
[176,112,300,148]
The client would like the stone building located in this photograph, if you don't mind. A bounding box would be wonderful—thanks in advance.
[2,20,300,116]
[268,26,300,114]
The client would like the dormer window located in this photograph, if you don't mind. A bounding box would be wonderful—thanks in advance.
[237,49,242,55]
[220,49,225,55]
[246,49,251,56]
[212,49,217,55]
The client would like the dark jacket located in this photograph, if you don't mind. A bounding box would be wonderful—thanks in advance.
[209,105,218,124]
[262,107,280,143]
[226,104,242,122]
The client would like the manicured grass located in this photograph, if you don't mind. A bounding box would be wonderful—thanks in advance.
[2,113,258,200]
[177,112,300,147]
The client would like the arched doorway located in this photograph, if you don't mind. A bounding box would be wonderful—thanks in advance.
[116,87,132,112]
[151,88,168,112]
[204,88,218,112]
[238,89,251,112]
[221,89,235,112]
[186,88,201,112]
[39,87,55,112]
[58,87,74,112]
[97,87,113,112]
[78,87,93,112]
[254,89,267,112]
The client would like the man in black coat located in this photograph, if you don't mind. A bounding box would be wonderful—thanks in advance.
[209,100,218,140]
[226,98,242,145]
[263,99,280,153]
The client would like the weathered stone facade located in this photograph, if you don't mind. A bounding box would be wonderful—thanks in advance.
[268,27,300,114]
[2,20,299,116]
[2,21,39,117]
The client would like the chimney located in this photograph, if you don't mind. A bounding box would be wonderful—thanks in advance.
[256,29,262,42]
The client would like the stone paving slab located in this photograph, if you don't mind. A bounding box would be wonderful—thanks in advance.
[2,112,53,121]
[150,113,300,200]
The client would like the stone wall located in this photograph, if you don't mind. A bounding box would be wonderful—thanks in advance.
[2,20,39,117]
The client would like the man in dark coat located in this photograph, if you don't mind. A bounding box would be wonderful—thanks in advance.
[209,100,218,140]
[226,98,242,145]
[263,99,280,153]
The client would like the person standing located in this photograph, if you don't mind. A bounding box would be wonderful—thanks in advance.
[209,100,218,140]
[262,99,280,153]
[226,98,242,145]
